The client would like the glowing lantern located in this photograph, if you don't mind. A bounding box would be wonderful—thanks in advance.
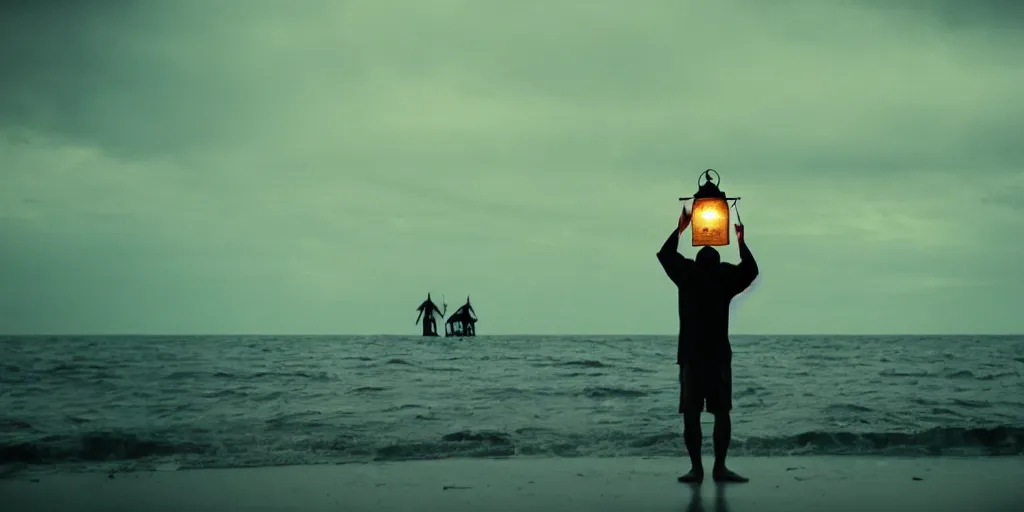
[679,169,741,247]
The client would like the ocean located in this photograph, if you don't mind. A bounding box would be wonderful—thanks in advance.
[1,335,1022,475]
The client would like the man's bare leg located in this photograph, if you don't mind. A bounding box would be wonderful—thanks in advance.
[712,412,748,482]
[678,412,704,483]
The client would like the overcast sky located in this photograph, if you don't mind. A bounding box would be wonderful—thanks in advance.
[2,0,1022,335]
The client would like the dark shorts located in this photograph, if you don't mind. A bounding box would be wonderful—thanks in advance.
[678,363,732,414]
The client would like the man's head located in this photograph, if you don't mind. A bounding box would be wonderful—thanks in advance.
[695,246,721,267]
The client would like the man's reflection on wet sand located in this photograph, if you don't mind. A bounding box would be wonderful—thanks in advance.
[685,483,730,512]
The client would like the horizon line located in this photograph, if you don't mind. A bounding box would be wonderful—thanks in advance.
[1,333,1020,337]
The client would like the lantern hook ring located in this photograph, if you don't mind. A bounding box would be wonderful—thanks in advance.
[698,169,721,188]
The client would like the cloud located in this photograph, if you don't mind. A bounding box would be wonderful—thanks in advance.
[3,1,1023,171]
[1,0,1022,333]
[852,0,1024,30]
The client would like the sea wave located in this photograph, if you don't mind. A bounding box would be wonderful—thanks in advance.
[2,426,1020,471]
[3,334,1022,476]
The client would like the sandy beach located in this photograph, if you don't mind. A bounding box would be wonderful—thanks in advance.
[3,456,1022,512]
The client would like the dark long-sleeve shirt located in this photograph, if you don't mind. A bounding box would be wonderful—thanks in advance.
[657,229,759,364]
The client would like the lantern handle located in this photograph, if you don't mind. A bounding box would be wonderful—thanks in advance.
[697,169,721,189]
[678,195,741,201]
[731,199,743,226]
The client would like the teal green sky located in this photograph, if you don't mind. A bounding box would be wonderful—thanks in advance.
[2,1,1022,335]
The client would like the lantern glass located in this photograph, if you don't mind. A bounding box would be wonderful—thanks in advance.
[691,197,730,246]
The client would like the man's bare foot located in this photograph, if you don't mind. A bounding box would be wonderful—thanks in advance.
[677,469,704,484]
[712,467,749,483]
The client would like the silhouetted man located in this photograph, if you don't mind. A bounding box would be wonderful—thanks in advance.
[657,205,759,484]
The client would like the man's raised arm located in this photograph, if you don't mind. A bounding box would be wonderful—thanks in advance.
[657,229,686,285]
[731,224,759,293]
[657,208,693,285]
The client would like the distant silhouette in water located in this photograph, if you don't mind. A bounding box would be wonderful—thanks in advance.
[445,296,478,337]
[415,293,446,337]
[658,205,759,484]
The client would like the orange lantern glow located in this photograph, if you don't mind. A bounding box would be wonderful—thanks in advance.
[679,169,741,247]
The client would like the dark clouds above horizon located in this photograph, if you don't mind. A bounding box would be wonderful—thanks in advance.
[2,0,1022,334]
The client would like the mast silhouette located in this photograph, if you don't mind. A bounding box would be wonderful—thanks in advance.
[445,296,478,337]
[414,293,446,337]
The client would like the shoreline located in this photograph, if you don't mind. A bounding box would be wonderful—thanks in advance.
[2,451,1022,475]
[4,451,1022,479]
[3,455,1022,511]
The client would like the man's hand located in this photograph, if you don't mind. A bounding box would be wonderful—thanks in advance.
[678,206,692,234]
[735,223,745,242]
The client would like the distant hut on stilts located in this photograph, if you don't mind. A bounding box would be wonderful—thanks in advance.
[445,296,478,337]
[414,293,446,337]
